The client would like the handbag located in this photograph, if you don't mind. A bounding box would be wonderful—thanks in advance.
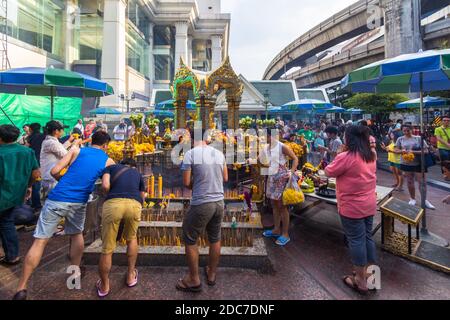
[413,137,436,169]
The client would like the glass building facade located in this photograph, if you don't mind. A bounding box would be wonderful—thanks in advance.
[75,0,104,61]
[3,0,227,84]
[153,25,175,81]
[6,0,65,59]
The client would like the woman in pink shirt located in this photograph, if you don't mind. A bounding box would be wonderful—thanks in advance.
[325,125,377,295]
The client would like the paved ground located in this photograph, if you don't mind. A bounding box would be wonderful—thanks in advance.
[0,170,449,300]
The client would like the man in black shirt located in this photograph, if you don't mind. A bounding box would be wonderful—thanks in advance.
[27,123,45,210]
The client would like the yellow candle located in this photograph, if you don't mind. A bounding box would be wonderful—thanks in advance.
[150,175,155,198]
[158,175,163,198]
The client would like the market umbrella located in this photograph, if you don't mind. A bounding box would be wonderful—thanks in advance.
[281,99,334,112]
[0,67,114,121]
[341,48,450,244]
[156,99,196,110]
[268,106,283,114]
[396,96,450,109]
[396,96,450,124]
[89,107,122,115]
[146,109,175,118]
[326,106,346,113]
[345,108,364,114]
[315,105,345,114]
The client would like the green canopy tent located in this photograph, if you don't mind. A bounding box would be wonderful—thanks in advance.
[0,94,82,131]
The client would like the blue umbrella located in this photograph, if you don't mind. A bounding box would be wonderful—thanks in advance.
[0,67,113,120]
[315,105,345,114]
[396,96,450,109]
[89,107,122,115]
[345,108,364,114]
[156,99,196,110]
[326,106,346,113]
[268,106,283,114]
[146,109,175,118]
[281,99,334,112]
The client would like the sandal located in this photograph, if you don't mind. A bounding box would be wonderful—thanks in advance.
[126,269,139,288]
[204,266,216,287]
[354,271,378,291]
[175,279,202,293]
[96,279,110,298]
[275,236,291,246]
[263,230,281,239]
[0,256,21,266]
[342,275,368,295]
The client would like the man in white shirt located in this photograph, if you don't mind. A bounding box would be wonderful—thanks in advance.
[113,120,127,141]
[74,120,84,136]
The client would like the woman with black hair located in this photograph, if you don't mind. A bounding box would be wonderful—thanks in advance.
[40,121,80,197]
[261,129,299,247]
[325,125,378,294]
[394,124,435,209]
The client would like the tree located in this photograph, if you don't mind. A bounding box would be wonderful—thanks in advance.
[344,93,408,123]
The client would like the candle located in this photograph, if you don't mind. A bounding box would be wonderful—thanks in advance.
[150,175,155,198]
[158,175,163,198]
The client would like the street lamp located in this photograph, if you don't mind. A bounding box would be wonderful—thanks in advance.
[263,89,270,120]
[119,93,136,113]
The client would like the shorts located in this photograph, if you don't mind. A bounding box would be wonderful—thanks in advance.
[400,164,427,173]
[182,200,224,246]
[101,198,142,254]
[34,199,87,239]
[389,162,401,169]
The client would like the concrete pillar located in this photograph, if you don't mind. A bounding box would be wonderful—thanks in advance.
[63,1,78,70]
[174,21,189,71]
[383,0,423,59]
[100,0,127,108]
[187,35,193,68]
[148,22,155,103]
[211,35,223,69]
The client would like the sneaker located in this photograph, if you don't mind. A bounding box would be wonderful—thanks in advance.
[425,200,436,210]
[408,199,417,206]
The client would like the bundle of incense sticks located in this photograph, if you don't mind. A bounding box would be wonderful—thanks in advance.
[128,226,255,248]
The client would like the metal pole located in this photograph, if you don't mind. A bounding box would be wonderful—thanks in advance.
[50,86,54,120]
[0,104,15,126]
[419,73,427,231]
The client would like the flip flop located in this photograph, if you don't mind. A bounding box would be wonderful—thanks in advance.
[275,236,291,246]
[263,230,281,238]
[175,279,202,293]
[342,275,368,295]
[0,256,21,266]
[96,279,110,298]
[126,269,139,288]
[353,271,377,292]
[204,266,216,287]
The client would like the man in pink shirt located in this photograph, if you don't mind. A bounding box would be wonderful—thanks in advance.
[325,125,378,295]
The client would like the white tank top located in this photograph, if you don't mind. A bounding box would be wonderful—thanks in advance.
[268,140,287,175]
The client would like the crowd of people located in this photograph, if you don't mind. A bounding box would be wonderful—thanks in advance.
[0,113,449,299]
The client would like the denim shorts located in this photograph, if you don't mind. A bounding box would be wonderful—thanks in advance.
[34,199,87,239]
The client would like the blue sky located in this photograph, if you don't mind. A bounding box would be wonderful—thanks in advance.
[221,0,357,80]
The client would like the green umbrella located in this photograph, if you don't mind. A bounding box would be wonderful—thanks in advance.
[0,67,114,121]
